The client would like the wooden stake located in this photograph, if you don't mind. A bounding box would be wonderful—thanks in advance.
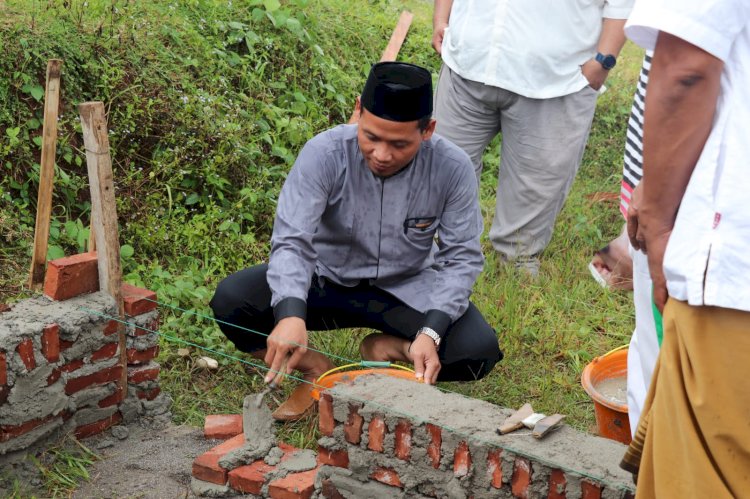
[380,11,414,62]
[79,101,127,389]
[28,59,63,289]
[347,10,414,125]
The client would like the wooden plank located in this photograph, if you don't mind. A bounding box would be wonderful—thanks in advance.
[79,101,127,389]
[380,11,414,62]
[28,59,63,289]
[347,10,414,125]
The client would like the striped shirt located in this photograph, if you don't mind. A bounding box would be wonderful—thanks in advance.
[619,52,652,218]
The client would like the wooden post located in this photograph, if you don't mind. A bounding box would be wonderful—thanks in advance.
[347,10,414,124]
[79,101,127,389]
[28,59,63,289]
[380,11,414,62]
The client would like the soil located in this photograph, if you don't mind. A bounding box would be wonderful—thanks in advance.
[69,423,236,499]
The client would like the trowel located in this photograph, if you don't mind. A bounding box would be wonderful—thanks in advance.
[255,356,289,408]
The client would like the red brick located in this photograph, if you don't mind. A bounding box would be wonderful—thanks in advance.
[42,324,60,362]
[59,339,75,351]
[548,469,567,499]
[204,414,243,440]
[0,303,10,313]
[43,253,99,301]
[134,317,159,336]
[317,445,349,468]
[60,359,85,373]
[488,449,503,489]
[127,364,160,384]
[17,338,36,371]
[268,468,318,499]
[126,346,159,365]
[98,387,125,408]
[318,392,334,437]
[426,423,442,469]
[511,457,532,499]
[192,433,246,485]
[344,404,363,445]
[104,320,120,336]
[136,387,162,401]
[1,414,57,442]
[395,420,412,461]
[122,283,157,316]
[370,467,402,488]
[0,351,6,385]
[75,411,123,439]
[47,368,62,385]
[65,365,123,395]
[321,479,346,499]
[367,415,386,452]
[581,479,602,499]
[91,342,118,362]
[453,441,471,477]
[227,443,295,494]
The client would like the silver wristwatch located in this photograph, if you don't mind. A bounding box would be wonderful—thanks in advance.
[417,326,441,347]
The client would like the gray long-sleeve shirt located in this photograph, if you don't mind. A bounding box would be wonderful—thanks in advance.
[267,124,483,336]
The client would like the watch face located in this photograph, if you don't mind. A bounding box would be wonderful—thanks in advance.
[603,55,616,70]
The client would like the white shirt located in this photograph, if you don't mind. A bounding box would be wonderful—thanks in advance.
[441,0,633,99]
[626,0,750,313]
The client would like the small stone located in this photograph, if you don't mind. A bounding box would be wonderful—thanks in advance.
[111,425,130,440]
[196,356,219,370]
[96,438,115,450]
[177,348,190,358]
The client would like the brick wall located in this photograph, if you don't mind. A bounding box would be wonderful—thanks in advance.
[317,375,636,499]
[0,254,169,459]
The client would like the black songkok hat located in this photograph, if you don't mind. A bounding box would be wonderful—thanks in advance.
[360,62,433,122]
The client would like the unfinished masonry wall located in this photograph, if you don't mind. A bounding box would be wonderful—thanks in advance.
[317,376,636,499]
[0,253,169,460]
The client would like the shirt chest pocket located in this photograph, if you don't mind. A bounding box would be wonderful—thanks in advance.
[402,216,439,248]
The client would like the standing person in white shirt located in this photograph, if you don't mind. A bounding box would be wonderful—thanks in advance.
[431,0,633,276]
[620,0,750,496]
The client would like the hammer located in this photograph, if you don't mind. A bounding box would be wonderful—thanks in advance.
[255,356,289,408]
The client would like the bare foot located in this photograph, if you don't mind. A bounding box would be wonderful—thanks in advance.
[590,224,633,291]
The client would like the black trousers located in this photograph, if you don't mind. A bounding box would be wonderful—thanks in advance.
[210,264,502,381]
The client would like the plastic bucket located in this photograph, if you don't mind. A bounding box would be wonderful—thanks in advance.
[311,367,418,400]
[581,348,631,444]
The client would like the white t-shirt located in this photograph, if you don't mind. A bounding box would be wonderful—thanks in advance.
[626,0,750,313]
[441,0,633,99]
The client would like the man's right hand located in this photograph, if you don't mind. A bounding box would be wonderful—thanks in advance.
[432,23,448,54]
[264,317,308,383]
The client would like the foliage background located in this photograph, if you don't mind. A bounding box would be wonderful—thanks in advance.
[0,0,643,452]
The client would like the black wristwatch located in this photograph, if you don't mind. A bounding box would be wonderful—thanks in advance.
[595,52,617,70]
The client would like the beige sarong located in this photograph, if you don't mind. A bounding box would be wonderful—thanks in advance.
[621,299,750,498]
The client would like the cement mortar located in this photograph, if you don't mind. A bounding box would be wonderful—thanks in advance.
[264,446,285,466]
[329,375,634,494]
[61,330,118,365]
[64,356,119,380]
[70,384,116,411]
[74,405,118,426]
[0,365,68,424]
[318,436,344,452]
[277,449,317,473]
[0,417,65,455]
[190,477,230,497]
[218,394,275,470]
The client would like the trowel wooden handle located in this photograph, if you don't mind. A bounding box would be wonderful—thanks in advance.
[268,356,289,388]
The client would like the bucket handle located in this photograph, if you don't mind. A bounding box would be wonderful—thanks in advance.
[316,361,415,384]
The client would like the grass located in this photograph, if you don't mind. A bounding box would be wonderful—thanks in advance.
[0,0,644,491]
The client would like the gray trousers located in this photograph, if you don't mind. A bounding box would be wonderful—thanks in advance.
[434,65,598,258]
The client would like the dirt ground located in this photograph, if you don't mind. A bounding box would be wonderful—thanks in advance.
[72,423,217,499]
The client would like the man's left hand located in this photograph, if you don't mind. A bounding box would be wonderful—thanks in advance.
[410,333,441,385]
[581,59,609,91]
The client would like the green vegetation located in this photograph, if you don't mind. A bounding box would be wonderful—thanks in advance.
[1,1,643,492]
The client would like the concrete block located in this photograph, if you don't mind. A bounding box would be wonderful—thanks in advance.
[122,283,157,317]
[41,324,60,363]
[43,253,99,301]
[204,414,242,440]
